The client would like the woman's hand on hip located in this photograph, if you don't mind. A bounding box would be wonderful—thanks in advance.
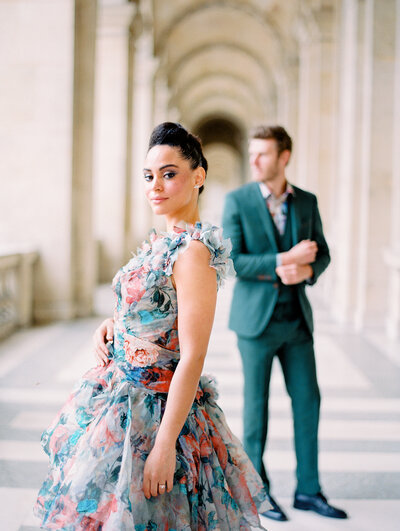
[143,441,176,498]
[92,317,114,366]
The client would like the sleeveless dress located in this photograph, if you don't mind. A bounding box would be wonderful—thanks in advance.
[34,222,270,530]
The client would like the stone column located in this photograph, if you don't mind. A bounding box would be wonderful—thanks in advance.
[126,18,156,254]
[329,0,360,324]
[294,6,338,301]
[70,0,98,317]
[153,68,170,126]
[276,62,299,184]
[93,0,135,282]
[296,18,321,193]
[296,6,338,201]
[314,5,339,226]
[331,0,396,329]
[385,0,400,339]
[354,0,396,329]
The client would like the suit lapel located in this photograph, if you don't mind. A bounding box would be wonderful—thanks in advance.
[251,183,279,252]
[290,194,299,245]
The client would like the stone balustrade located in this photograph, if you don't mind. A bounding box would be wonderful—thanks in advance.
[384,248,400,339]
[0,249,38,340]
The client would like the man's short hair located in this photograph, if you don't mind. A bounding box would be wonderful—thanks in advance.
[249,125,292,155]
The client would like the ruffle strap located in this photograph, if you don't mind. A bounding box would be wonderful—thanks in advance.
[163,222,236,288]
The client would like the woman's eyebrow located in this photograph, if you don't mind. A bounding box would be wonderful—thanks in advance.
[143,164,179,172]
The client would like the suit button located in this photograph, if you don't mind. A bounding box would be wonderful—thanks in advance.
[273,283,279,289]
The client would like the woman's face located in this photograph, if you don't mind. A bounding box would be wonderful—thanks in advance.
[143,145,204,218]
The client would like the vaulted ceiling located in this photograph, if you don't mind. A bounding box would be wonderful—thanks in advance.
[150,0,325,133]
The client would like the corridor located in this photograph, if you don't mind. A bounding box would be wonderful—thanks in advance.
[0,281,399,530]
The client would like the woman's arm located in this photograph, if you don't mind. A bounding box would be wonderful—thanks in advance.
[92,317,114,366]
[142,240,217,499]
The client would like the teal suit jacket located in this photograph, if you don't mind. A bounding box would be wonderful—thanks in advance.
[222,182,330,338]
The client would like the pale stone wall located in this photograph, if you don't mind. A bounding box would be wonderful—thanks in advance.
[0,0,75,321]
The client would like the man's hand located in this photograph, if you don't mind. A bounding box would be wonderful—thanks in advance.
[276,264,313,285]
[93,317,114,366]
[281,240,318,266]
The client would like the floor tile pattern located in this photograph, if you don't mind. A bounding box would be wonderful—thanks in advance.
[0,282,399,530]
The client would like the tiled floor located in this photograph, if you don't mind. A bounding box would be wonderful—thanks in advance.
[0,281,399,530]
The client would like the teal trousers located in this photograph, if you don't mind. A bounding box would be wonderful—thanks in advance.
[237,303,321,495]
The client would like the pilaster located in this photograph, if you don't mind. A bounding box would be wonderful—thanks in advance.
[385,0,400,339]
[70,0,98,317]
[127,13,156,252]
[354,0,396,329]
[330,0,360,324]
[93,0,136,281]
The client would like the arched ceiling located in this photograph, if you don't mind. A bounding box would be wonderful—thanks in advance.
[179,75,260,119]
[150,0,323,132]
[196,117,244,152]
[170,46,269,99]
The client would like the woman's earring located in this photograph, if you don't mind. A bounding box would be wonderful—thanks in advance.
[194,185,200,189]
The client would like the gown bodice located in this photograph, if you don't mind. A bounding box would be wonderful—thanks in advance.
[110,222,235,379]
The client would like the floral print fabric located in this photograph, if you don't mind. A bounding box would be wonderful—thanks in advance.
[34,222,270,530]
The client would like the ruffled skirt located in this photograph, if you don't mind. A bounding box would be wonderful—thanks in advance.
[34,361,270,530]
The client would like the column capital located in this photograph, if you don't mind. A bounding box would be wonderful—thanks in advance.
[98,0,136,36]
[296,0,337,45]
[296,4,320,44]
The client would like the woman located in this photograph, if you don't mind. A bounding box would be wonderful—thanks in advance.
[34,122,270,529]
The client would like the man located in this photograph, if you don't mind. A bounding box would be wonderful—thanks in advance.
[222,125,347,522]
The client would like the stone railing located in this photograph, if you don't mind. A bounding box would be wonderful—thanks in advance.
[384,247,400,340]
[0,249,38,340]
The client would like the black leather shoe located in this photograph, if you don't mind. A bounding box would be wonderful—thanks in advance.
[260,493,288,521]
[293,492,348,519]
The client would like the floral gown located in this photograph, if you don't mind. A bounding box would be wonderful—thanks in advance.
[34,222,270,530]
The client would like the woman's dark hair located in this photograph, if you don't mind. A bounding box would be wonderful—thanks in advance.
[148,122,208,194]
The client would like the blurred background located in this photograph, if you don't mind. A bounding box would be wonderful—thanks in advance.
[1,0,399,343]
[0,1,399,529]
